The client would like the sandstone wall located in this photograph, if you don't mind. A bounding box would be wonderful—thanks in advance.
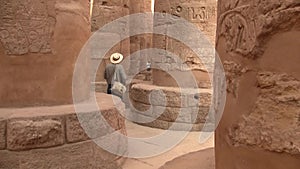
[0,0,91,107]
[152,0,217,88]
[215,0,300,168]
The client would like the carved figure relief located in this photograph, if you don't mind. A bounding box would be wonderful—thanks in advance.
[0,0,56,55]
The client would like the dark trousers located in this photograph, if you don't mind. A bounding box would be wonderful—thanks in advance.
[107,84,123,99]
[107,84,112,94]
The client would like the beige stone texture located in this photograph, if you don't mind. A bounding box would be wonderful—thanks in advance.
[0,0,90,107]
[130,83,212,107]
[216,0,300,168]
[128,83,213,131]
[152,0,217,87]
[0,93,127,169]
[131,111,212,131]
[66,114,90,143]
[0,119,6,150]
[7,117,65,151]
[0,140,125,169]
[91,3,129,32]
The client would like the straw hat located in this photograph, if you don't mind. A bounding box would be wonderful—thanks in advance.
[110,53,124,64]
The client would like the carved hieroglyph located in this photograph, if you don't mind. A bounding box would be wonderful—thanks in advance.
[153,0,217,73]
[152,0,217,87]
[0,0,56,55]
[218,0,300,58]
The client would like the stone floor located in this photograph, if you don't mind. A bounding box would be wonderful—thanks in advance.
[123,120,215,169]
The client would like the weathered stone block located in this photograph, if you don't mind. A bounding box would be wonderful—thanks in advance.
[19,141,95,169]
[191,107,210,124]
[7,117,65,151]
[101,109,124,131]
[153,106,193,123]
[0,119,6,150]
[66,114,90,143]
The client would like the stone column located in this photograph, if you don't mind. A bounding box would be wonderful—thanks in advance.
[127,0,217,131]
[0,0,90,107]
[215,0,300,168]
[129,0,153,78]
[152,0,217,88]
[0,1,128,168]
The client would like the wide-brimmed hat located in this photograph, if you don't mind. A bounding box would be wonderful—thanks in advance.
[110,53,124,64]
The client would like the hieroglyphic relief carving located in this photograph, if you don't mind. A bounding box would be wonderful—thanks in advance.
[0,0,56,55]
[218,1,300,58]
[219,10,256,57]
[188,6,216,23]
[167,5,216,23]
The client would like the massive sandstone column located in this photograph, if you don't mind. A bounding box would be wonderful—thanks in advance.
[0,1,128,168]
[0,0,90,107]
[129,0,153,77]
[215,0,300,168]
[153,0,217,88]
[128,0,217,131]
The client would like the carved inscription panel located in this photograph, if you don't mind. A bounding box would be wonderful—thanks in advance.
[0,0,56,55]
[167,5,216,23]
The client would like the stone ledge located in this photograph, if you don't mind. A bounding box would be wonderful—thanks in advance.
[0,93,126,150]
[7,117,65,151]
[130,100,210,124]
[129,111,214,132]
[130,83,212,108]
[0,138,127,169]
[0,93,127,168]
[128,83,212,131]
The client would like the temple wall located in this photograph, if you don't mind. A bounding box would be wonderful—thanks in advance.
[215,0,300,168]
[152,0,217,88]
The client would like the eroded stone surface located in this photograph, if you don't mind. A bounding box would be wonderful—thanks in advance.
[129,83,212,131]
[7,117,65,151]
[0,140,125,169]
[0,120,6,150]
[223,61,248,97]
[66,114,90,143]
[229,72,300,154]
[216,0,300,168]
[130,83,212,107]
[0,0,56,55]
